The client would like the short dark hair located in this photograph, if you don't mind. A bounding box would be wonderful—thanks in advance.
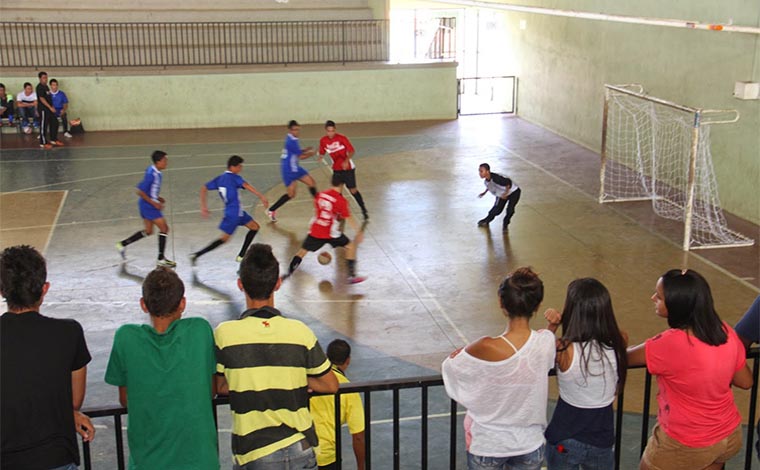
[479,163,490,171]
[49,79,58,85]
[325,120,336,128]
[661,269,727,346]
[327,339,351,365]
[142,267,185,317]
[23,82,32,88]
[0,83,5,89]
[239,244,280,300]
[498,267,544,318]
[227,155,244,168]
[38,71,47,79]
[288,120,300,129]
[0,245,47,311]
[151,150,167,164]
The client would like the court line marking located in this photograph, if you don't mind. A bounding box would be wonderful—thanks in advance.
[0,150,284,164]
[42,190,68,255]
[44,299,424,305]
[497,144,760,295]
[92,410,468,431]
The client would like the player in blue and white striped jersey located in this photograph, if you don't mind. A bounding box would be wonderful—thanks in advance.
[116,151,176,267]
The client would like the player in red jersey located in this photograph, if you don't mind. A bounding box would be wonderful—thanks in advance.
[284,174,366,284]
[318,120,369,220]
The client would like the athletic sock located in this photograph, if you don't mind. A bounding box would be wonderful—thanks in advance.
[353,191,367,214]
[288,256,303,274]
[269,194,291,212]
[309,187,318,198]
[158,233,168,258]
[347,259,357,277]
[238,230,258,258]
[121,230,147,247]
[194,239,225,258]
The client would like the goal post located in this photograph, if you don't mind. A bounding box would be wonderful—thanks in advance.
[599,84,754,251]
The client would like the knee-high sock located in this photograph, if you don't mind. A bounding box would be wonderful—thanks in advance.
[309,187,318,198]
[268,194,291,212]
[347,259,357,277]
[288,256,303,274]
[352,191,367,214]
[194,239,224,258]
[121,230,147,247]
[158,233,168,258]
[238,230,258,258]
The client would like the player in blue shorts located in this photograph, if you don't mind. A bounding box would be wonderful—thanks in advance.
[265,120,318,222]
[116,150,176,267]
[190,155,269,266]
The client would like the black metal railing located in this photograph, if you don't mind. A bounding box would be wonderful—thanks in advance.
[0,20,390,68]
[80,348,760,470]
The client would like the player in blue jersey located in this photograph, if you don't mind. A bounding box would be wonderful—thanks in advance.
[189,155,269,266]
[265,120,318,222]
[116,151,176,267]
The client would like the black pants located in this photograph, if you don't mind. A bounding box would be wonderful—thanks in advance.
[39,107,58,144]
[484,188,521,228]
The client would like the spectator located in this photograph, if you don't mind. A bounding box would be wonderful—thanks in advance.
[49,79,72,138]
[628,269,752,470]
[0,83,13,126]
[215,243,338,469]
[15,82,37,133]
[442,267,555,470]
[1,245,94,469]
[105,267,219,469]
[543,278,628,470]
[735,294,760,460]
[310,339,366,470]
[37,71,62,149]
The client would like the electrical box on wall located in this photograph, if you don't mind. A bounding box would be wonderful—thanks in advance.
[733,81,760,100]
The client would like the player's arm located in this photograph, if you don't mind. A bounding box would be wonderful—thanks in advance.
[215,374,229,396]
[136,189,161,209]
[62,101,68,115]
[299,146,316,159]
[242,182,269,209]
[346,215,364,244]
[352,430,366,470]
[307,369,339,393]
[627,343,646,367]
[72,365,87,410]
[501,184,511,199]
[543,308,562,333]
[118,386,128,407]
[38,94,54,112]
[199,185,210,217]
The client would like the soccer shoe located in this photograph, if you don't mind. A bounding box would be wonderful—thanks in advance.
[236,255,244,263]
[362,211,369,221]
[347,275,367,284]
[477,219,489,227]
[40,143,53,149]
[157,257,177,268]
[52,140,64,146]
[267,210,277,223]
[189,254,198,267]
[115,242,126,260]
[64,132,73,138]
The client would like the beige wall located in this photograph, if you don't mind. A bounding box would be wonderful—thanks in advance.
[1,63,457,130]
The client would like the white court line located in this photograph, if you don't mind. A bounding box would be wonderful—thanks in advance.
[92,410,468,431]
[42,190,68,255]
[44,299,424,306]
[0,150,280,164]
[497,144,760,295]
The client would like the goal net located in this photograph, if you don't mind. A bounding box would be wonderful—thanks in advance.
[599,84,754,250]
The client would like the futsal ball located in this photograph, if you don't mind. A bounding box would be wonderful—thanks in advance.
[24,126,32,134]
[318,252,332,265]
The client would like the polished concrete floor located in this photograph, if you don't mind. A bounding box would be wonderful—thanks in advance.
[1,115,759,469]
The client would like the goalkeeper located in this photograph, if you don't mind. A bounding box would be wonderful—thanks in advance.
[477,163,521,231]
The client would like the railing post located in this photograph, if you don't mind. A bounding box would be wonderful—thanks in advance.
[342,21,346,65]
[364,390,372,470]
[82,439,92,470]
[115,414,126,470]
[744,354,760,470]
[334,392,343,470]
[450,399,457,470]
[421,385,428,469]
[393,388,400,470]
[640,370,653,457]
[614,386,624,470]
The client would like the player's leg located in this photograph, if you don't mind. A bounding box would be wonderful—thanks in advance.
[267,178,299,221]
[332,235,364,283]
[344,170,368,219]
[478,197,507,227]
[115,217,154,259]
[153,218,176,267]
[286,236,324,277]
[236,214,260,262]
[298,173,318,198]
[190,218,233,265]
[503,188,521,230]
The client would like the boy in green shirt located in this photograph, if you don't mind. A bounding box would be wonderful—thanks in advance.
[105,267,219,469]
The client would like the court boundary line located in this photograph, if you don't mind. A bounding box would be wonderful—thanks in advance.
[42,190,68,255]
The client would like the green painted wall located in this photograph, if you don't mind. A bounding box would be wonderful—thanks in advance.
[1,63,457,131]
[501,1,760,223]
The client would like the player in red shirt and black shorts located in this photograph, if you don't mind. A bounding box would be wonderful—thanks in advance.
[318,120,369,220]
[284,174,366,284]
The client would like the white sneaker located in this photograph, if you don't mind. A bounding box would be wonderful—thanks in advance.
[267,210,277,222]
[236,255,244,263]
[64,132,73,138]
[157,257,177,268]
[115,242,126,260]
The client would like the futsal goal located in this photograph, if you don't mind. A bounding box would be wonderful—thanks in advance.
[599,84,754,251]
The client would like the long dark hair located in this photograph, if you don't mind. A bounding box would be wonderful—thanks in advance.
[661,269,727,346]
[558,278,627,389]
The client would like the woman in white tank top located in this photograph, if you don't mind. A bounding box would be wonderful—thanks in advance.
[442,267,556,470]
[543,278,628,470]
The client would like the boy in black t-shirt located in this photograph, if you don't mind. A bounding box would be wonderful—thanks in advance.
[0,245,95,469]
[37,71,62,148]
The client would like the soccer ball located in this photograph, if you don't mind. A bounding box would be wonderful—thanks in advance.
[318,252,332,265]
[24,126,32,134]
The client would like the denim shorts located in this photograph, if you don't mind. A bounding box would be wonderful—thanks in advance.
[545,438,614,470]
[467,444,545,470]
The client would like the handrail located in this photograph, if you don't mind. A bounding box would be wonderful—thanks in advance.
[0,20,390,68]
[80,348,759,470]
